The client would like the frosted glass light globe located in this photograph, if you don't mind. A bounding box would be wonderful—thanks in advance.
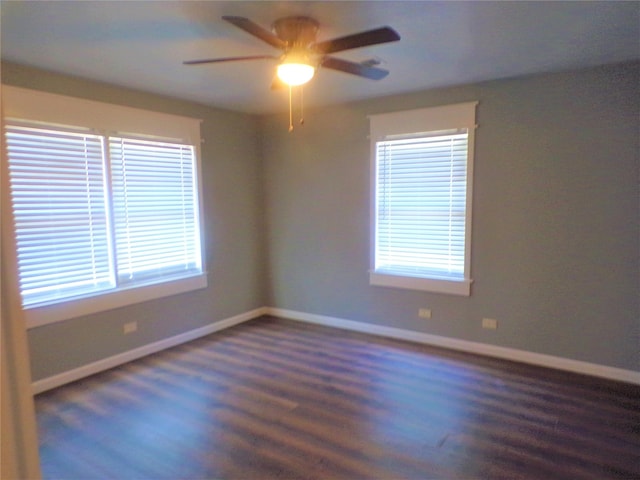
[277,63,315,86]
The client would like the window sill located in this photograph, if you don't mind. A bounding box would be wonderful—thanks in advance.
[24,273,208,329]
[370,271,472,296]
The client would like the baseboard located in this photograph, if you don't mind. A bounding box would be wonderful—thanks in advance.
[32,305,640,393]
[267,307,640,386]
[32,307,268,394]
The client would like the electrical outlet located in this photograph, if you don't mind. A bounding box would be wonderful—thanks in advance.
[418,308,432,319]
[123,321,137,334]
[482,318,498,330]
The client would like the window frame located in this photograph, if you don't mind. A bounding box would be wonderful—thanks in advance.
[369,102,477,296]
[2,86,207,328]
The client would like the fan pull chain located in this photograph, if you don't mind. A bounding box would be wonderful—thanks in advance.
[288,85,294,132]
[286,85,306,131]
[300,86,305,126]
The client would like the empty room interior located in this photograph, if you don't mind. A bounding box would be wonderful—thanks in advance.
[2,1,639,479]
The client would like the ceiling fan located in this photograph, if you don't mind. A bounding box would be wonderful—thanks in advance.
[184,16,401,88]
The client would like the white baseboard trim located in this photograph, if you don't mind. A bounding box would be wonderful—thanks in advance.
[32,307,268,394]
[267,307,640,386]
[32,305,639,393]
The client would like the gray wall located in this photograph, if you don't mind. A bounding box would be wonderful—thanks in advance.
[2,63,267,380]
[262,62,640,371]
[3,61,639,380]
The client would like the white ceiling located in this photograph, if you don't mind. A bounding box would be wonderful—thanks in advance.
[2,1,639,114]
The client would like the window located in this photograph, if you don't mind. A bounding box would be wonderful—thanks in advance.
[109,137,201,285]
[6,124,113,306]
[2,86,206,327]
[369,102,477,296]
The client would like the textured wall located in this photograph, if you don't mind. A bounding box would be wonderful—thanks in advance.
[2,62,267,380]
[262,62,640,371]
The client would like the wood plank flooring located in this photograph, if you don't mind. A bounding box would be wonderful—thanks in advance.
[36,315,640,479]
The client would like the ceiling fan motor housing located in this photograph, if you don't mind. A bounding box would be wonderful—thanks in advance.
[272,16,320,49]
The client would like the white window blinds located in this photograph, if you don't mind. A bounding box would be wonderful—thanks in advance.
[375,130,469,280]
[110,137,201,283]
[3,86,205,326]
[5,123,204,315]
[6,124,114,306]
[369,102,476,295]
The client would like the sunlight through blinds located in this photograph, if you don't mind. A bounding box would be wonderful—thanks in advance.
[109,137,202,284]
[375,130,469,281]
[6,124,114,306]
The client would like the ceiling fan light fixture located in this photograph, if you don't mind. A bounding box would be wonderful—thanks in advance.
[277,62,315,86]
[277,50,315,86]
[278,63,316,87]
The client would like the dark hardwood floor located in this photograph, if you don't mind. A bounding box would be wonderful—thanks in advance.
[36,315,640,479]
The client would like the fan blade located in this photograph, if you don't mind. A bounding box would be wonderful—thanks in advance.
[183,55,278,65]
[321,56,389,80]
[222,16,287,50]
[313,26,400,55]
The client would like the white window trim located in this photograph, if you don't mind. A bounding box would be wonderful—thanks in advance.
[2,86,207,328]
[24,275,207,328]
[369,102,477,296]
